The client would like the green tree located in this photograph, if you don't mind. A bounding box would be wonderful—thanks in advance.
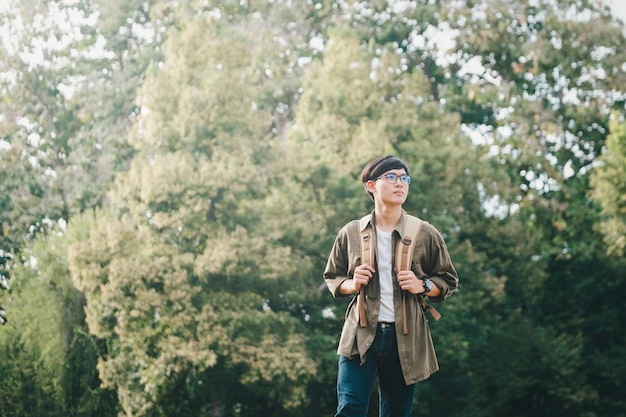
[0,0,163,318]
[1,0,167,414]
[68,8,318,415]
[0,222,117,417]
[590,114,626,258]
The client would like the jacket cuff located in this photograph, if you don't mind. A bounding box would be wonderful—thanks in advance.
[427,277,449,303]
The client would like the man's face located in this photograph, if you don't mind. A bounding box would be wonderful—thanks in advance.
[367,169,410,206]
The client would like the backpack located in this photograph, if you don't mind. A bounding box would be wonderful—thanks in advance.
[357,214,441,335]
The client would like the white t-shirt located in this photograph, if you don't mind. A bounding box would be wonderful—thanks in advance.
[376,227,395,322]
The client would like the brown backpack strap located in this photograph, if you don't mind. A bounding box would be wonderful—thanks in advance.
[420,298,442,321]
[395,217,422,273]
[396,216,421,334]
[358,217,374,328]
[397,216,441,332]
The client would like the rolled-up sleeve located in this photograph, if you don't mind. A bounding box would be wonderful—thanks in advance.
[422,225,458,303]
[323,225,353,298]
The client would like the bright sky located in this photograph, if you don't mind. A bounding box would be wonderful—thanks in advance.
[606,0,626,22]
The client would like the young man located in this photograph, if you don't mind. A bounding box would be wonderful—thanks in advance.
[324,155,459,417]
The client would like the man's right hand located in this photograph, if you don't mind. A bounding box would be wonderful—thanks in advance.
[342,264,375,294]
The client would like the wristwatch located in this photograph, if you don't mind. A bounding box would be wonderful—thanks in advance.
[422,278,433,295]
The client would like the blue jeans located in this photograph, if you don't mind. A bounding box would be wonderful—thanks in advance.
[335,323,416,417]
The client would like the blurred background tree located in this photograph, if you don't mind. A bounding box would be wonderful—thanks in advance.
[1,1,625,416]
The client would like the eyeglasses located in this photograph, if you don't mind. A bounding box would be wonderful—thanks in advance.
[376,173,411,185]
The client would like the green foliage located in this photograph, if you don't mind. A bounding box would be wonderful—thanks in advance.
[66,7,321,415]
[0,224,117,416]
[1,1,626,417]
[591,114,626,257]
[0,0,156,323]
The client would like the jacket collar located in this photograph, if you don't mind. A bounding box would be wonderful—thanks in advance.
[361,209,410,240]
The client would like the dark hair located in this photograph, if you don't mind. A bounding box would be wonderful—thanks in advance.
[360,155,410,200]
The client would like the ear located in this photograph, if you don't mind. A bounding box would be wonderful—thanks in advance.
[365,180,377,194]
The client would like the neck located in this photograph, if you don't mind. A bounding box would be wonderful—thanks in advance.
[374,205,402,232]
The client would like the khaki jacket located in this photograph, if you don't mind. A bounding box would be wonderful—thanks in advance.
[323,210,459,384]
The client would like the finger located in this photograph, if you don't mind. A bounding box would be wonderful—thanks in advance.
[362,264,376,273]
[397,272,411,282]
[355,272,370,283]
[362,268,375,277]
[398,273,415,282]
